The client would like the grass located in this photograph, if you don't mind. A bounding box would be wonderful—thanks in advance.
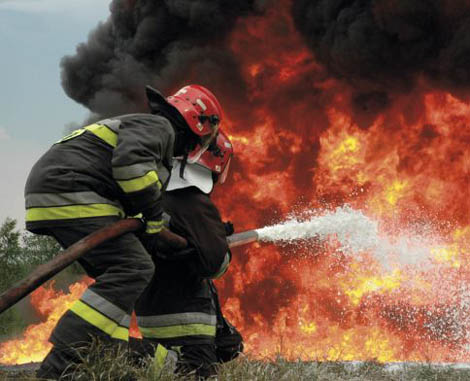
[3,344,470,381]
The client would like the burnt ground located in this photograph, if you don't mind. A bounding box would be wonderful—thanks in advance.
[0,363,39,380]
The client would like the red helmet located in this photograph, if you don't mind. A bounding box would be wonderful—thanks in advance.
[167,85,223,136]
[198,129,233,184]
[167,85,223,163]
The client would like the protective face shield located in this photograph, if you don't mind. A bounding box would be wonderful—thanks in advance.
[187,115,220,164]
[197,129,233,184]
[219,155,232,184]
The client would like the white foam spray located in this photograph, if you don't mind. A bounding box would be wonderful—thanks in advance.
[255,205,446,268]
[257,205,379,254]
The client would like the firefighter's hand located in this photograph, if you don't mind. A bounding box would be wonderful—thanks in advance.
[157,228,188,251]
[165,246,197,261]
[141,226,188,257]
[223,221,234,236]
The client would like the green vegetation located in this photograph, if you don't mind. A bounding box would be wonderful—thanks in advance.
[3,354,470,381]
[0,217,74,340]
[0,218,61,292]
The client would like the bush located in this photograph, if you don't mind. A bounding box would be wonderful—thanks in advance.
[0,218,62,339]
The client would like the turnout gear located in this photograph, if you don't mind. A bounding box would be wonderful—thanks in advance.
[25,114,175,232]
[133,187,233,378]
[24,85,224,378]
[135,186,231,340]
[133,133,241,378]
[36,216,155,378]
[210,281,243,363]
[24,113,176,372]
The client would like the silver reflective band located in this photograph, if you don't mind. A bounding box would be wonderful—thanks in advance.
[212,252,231,279]
[196,99,207,111]
[156,163,170,188]
[162,212,171,228]
[81,289,131,327]
[98,118,121,133]
[25,191,122,208]
[113,161,158,180]
[137,312,217,328]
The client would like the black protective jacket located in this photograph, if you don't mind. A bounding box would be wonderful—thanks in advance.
[24,114,174,232]
[134,187,231,345]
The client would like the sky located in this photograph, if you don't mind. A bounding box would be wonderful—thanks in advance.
[0,0,111,229]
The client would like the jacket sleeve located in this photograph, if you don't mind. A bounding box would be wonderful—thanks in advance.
[111,114,175,227]
[164,189,231,278]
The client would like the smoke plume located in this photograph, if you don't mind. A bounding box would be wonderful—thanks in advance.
[292,0,470,108]
[61,0,268,117]
[62,0,470,120]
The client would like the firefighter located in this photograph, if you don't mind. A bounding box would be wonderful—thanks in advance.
[132,130,243,379]
[25,84,223,379]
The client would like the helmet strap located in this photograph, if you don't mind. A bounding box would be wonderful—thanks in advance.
[179,152,188,179]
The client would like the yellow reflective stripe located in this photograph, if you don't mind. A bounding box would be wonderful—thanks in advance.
[146,226,163,234]
[55,129,86,144]
[111,327,129,341]
[70,300,129,341]
[85,124,118,147]
[153,344,168,376]
[54,124,118,147]
[117,170,161,193]
[140,324,216,339]
[146,220,164,234]
[26,204,125,222]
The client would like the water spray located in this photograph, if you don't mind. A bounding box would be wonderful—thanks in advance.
[228,206,379,254]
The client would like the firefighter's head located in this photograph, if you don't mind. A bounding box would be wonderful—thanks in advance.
[167,130,233,194]
[146,84,223,162]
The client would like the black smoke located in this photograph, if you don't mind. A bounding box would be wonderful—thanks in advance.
[61,0,269,118]
[62,0,470,120]
[292,0,470,110]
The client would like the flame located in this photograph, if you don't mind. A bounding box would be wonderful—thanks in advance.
[0,278,141,364]
[212,0,470,363]
[2,0,470,365]
[0,279,92,364]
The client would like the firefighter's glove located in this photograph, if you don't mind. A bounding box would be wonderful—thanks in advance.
[167,246,198,261]
[142,220,188,257]
[223,221,235,236]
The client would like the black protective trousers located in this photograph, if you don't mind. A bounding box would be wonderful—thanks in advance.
[37,217,154,379]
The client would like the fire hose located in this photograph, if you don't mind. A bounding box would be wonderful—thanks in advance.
[0,219,259,314]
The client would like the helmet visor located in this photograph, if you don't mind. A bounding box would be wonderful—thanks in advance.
[187,124,219,164]
[219,156,232,184]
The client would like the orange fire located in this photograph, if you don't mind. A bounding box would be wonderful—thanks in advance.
[0,279,92,364]
[213,0,470,363]
[1,0,470,366]
[0,278,141,365]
